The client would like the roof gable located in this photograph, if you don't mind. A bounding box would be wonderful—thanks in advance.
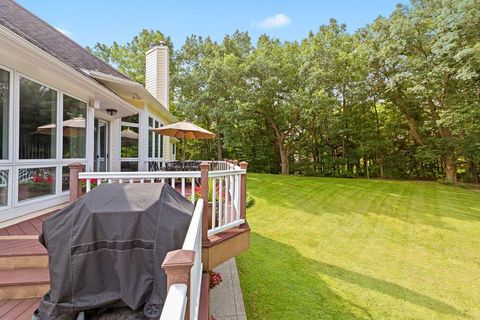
[0,0,128,80]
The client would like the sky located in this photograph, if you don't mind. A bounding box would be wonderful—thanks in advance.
[16,0,407,49]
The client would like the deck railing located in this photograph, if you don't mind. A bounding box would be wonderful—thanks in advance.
[161,199,204,320]
[68,160,248,320]
[71,160,247,238]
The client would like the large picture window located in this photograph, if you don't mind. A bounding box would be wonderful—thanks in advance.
[19,77,57,159]
[0,69,9,160]
[63,95,87,158]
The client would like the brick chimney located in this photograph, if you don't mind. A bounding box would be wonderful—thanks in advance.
[145,41,169,109]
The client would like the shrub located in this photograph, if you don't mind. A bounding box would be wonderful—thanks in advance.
[437,178,454,185]
[246,192,255,208]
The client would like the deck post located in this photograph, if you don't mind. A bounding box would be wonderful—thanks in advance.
[200,162,209,243]
[68,163,83,204]
[162,249,195,320]
[239,162,248,220]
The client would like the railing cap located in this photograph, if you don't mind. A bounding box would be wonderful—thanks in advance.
[199,162,209,170]
[68,162,84,169]
[162,249,195,270]
[239,161,248,169]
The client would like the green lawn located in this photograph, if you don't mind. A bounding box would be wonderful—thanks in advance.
[236,173,480,319]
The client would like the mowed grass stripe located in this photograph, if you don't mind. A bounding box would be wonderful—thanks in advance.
[237,173,480,319]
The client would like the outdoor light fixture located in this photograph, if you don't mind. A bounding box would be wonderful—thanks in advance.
[106,108,117,116]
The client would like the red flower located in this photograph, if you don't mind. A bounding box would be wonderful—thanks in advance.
[209,271,223,289]
[32,176,43,183]
[45,175,54,185]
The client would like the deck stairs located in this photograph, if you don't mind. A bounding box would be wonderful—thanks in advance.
[0,214,52,302]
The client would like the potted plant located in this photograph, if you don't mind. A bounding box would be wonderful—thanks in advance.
[81,178,98,191]
[26,175,54,192]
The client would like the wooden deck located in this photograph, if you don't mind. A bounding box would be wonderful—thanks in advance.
[0,212,55,319]
[0,212,56,237]
[0,298,40,320]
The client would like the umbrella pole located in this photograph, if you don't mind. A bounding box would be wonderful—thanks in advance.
[183,138,186,161]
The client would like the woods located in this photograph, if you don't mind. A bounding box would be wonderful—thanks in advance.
[89,0,480,182]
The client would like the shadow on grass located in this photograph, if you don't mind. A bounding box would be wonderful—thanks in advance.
[237,233,469,320]
[248,174,480,229]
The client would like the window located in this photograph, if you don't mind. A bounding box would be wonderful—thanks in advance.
[122,114,139,124]
[0,69,9,160]
[0,169,8,207]
[121,115,139,172]
[19,77,57,159]
[148,117,164,159]
[63,95,87,158]
[17,167,56,202]
[121,161,138,172]
[121,125,139,158]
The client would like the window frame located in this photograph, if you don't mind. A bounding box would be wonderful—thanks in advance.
[0,166,12,211]
[0,65,14,166]
[120,116,140,170]
[14,164,58,207]
[15,72,59,164]
[11,72,88,206]
[147,114,164,161]
[60,92,88,162]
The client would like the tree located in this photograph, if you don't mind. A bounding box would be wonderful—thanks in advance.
[87,29,175,85]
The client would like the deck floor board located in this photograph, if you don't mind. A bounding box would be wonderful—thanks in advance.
[0,299,40,320]
[0,211,58,236]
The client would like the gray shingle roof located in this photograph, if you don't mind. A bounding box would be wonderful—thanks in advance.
[0,0,129,80]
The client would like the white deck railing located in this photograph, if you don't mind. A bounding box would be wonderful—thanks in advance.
[208,168,245,236]
[79,171,201,203]
[78,162,246,237]
[160,199,204,320]
[69,160,248,320]
[159,284,187,320]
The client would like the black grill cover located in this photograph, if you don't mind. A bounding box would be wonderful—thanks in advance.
[37,183,194,320]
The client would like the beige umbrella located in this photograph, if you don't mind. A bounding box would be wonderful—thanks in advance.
[153,121,215,160]
[121,128,139,140]
[37,117,86,136]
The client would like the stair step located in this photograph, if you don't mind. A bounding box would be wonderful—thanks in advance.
[0,240,48,270]
[0,268,49,300]
[0,240,46,257]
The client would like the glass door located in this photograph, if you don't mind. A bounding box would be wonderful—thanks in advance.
[94,119,109,172]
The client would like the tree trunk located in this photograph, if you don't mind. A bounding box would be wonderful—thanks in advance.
[279,144,289,175]
[444,155,457,183]
[365,156,370,179]
[379,154,385,178]
[216,131,223,160]
[470,161,479,184]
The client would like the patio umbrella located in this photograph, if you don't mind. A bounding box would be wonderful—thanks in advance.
[153,121,215,160]
[37,117,86,136]
[121,128,139,140]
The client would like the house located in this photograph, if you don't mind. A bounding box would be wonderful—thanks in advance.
[0,0,176,224]
[0,1,250,319]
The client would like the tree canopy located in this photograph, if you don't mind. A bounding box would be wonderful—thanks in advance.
[90,0,480,182]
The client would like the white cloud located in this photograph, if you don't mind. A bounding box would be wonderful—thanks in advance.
[258,13,291,29]
[55,27,72,37]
